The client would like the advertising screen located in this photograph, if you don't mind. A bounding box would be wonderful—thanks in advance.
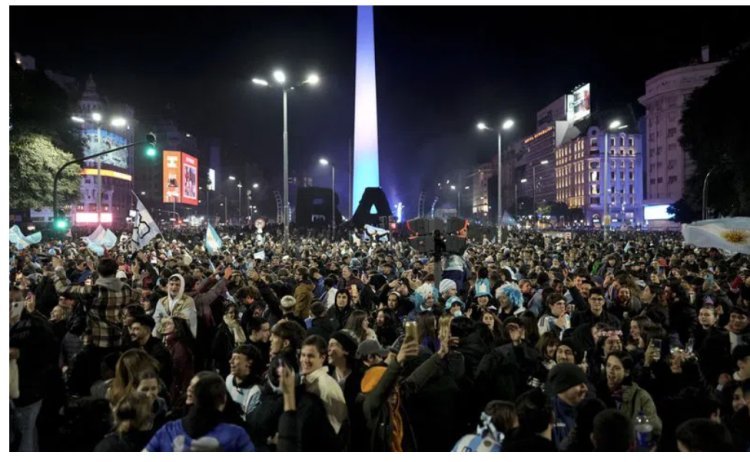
[163,151,182,203]
[83,129,128,169]
[644,205,674,221]
[181,153,199,206]
[566,83,591,122]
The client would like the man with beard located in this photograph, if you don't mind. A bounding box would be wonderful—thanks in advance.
[608,286,642,321]
[129,314,173,387]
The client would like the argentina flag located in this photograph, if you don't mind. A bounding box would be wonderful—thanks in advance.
[682,217,750,254]
[205,223,223,254]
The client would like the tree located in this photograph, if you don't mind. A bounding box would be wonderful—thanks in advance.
[569,208,585,222]
[10,63,82,154]
[550,202,570,220]
[10,133,81,210]
[680,45,750,216]
[10,59,84,215]
[667,198,699,224]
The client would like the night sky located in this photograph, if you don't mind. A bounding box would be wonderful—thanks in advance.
[10,5,750,216]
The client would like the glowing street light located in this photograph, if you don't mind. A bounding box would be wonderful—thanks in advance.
[252,183,259,189]
[476,117,515,239]
[305,73,320,85]
[273,69,286,84]
[91,112,102,123]
[110,117,127,128]
[71,116,85,123]
[319,157,336,240]
[251,69,322,243]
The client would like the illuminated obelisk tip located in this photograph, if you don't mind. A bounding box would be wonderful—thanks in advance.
[352,5,380,215]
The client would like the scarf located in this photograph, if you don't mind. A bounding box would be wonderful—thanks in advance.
[389,388,404,452]
[224,315,246,346]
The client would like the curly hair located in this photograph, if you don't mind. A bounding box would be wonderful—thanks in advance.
[496,283,523,310]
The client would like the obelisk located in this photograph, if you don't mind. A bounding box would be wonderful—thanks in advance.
[352,5,380,215]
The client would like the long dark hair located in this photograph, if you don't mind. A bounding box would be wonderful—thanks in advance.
[344,310,369,342]
[181,372,226,439]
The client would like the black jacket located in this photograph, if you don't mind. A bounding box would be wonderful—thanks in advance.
[10,310,58,406]
[570,309,621,330]
[276,385,343,451]
[210,323,235,377]
[360,360,417,451]
[327,305,354,332]
[307,317,337,341]
[246,385,284,451]
[142,336,173,387]
[94,430,153,452]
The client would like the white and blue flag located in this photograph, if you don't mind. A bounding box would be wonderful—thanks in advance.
[682,217,750,255]
[132,196,161,249]
[205,224,223,254]
[9,225,42,250]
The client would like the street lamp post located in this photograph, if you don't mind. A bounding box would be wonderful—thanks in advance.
[253,71,320,244]
[477,119,514,241]
[702,165,718,220]
[603,120,628,238]
[52,133,156,228]
[238,183,243,226]
[319,158,336,241]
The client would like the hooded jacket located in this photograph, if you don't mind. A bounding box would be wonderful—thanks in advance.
[153,274,198,338]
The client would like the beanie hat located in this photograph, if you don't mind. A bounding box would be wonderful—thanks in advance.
[439,278,457,295]
[547,363,587,395]
[357,339,388,359]
[331,330,359,359]
[280,295,297,310]
[559,339,583,363]
[445,296,465,309]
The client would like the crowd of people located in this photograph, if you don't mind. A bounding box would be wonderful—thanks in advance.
[8,225,750,452]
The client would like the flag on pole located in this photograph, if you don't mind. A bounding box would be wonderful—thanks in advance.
[205,224,223,254]
[132,196,161,249]
[682,217,750,254]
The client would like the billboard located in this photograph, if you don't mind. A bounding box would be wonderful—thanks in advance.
[163,151,182,203]
[566,83,591,122]
[181,153,199,206]
[83,129,128,169]
[644,204,674,221]
[207,168,216,191]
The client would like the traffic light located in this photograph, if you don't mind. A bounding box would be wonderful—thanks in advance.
[53,217,70,232]
[145,132,158,157]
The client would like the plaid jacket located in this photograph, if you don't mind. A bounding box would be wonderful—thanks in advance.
[54,269,137,349]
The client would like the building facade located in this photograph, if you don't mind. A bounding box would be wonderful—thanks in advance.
[637,60,723,205]
[555,126,644,226]
[517,125,557,213]
[72,76,137,230]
